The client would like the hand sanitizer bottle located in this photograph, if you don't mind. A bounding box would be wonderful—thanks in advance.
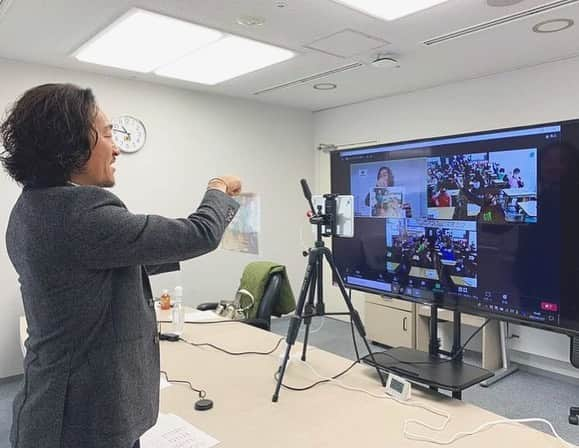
[171,286,185,336]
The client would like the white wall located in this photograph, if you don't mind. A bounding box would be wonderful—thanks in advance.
[314,55,579,375]
[0,58,314,378]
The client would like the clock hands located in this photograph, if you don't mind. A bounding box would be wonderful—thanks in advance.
[113,127,132,146]
[113,126,132,139]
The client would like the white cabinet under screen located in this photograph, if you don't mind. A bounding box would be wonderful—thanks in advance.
[364,294,416,349]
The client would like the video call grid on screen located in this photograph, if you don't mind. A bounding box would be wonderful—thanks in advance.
[348,142,540,225]
[329,122,579,336]
[385,218,478,291]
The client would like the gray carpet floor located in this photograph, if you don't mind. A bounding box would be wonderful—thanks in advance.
[0,377,18,448]
[1,316,577,447]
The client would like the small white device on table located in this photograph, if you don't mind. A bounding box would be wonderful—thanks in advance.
[385,373,411,401]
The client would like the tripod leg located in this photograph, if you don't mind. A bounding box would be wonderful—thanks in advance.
[323,249,387,387]
[301,260,318,362]
[272,250,317,402]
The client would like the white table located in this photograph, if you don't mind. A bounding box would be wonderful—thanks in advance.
[157,319,565,447]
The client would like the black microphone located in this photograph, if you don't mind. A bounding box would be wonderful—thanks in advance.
[300,179,312,200]
[300,179,316,214]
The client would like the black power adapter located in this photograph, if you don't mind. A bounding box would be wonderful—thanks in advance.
[159,332,180,342]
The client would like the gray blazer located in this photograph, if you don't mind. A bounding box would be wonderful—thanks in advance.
[6,185,239,448]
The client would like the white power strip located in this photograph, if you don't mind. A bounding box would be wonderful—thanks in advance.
[385,373,411,401]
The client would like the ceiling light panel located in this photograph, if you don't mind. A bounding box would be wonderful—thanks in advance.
[75,9,223,72]
[330,0,450,21]
[155,35,295,85]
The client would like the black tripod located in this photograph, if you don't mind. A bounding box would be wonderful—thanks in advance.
[272,180,387,402]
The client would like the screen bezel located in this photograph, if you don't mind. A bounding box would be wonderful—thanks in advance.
[331,118,579,337]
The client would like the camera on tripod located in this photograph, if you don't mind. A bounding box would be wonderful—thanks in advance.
[308,191,354,238]
[272,180,386,403]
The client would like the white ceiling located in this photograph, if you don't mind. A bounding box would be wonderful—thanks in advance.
[0,0,578,111]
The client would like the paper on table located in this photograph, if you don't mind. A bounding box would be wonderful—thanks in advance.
[141,413,220,448]
[185,310,221,322]
[160,374,172,391]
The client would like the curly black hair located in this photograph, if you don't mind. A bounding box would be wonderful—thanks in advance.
[0,83,98,187]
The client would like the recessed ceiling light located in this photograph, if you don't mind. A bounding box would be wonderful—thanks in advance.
[313,83,337,90]
[74,9,223,72]
[155,35,295,85]
[75,9,294,84]
[236,15,266,27]
[486,0,524,6]
[330,0,450,21]
[532,18,574,33]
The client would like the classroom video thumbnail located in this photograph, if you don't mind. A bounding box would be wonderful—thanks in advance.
[350,159,428,219]
[386,218,478,290]
[427,148,538,223]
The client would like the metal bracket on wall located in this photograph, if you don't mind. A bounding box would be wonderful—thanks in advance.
[317,139,378,153]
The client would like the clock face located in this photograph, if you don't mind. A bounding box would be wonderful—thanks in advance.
[112,115,146,153]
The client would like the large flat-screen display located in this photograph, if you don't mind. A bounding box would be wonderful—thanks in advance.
[331,120,579,336]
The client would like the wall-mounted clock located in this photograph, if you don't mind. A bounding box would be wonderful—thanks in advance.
[112,115,147,153]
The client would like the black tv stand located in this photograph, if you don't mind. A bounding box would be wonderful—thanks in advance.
[362,304,493,399]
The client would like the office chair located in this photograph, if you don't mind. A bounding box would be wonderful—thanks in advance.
[197,272,283,331]
[569,407,579,425]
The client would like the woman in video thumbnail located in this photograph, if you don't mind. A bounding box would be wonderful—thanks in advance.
[365,166,410,218]
[376,166,394,187]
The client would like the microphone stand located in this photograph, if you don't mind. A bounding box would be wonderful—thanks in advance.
[272,179,387,402]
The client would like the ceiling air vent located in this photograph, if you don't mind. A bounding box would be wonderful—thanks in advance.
[253,62,364,95]
[424,0,579,46]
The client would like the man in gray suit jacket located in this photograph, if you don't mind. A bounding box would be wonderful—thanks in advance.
[0,84,241,448]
